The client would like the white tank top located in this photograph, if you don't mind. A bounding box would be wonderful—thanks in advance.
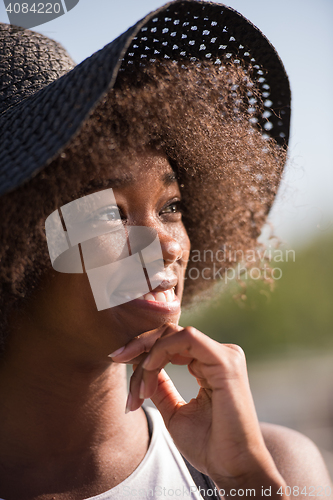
[84,406,205,500]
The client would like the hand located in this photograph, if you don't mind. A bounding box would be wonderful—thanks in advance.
[110,324,288,494]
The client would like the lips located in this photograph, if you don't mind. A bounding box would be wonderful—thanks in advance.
[127,277,180,315]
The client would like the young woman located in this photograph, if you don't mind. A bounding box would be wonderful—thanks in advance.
[0,1,331,499]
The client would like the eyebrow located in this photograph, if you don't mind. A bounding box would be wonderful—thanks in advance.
[162,172,177,186]
[84,171,177,192]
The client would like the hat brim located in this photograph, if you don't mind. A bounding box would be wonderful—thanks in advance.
[0,0,291,197]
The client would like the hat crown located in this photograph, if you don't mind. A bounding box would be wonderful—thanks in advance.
[0,23,75,115]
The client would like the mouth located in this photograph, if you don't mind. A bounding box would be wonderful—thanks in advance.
[127,280,181,315]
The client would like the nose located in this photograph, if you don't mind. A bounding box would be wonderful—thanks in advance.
[124,224,183,266]
[158,230,183,266]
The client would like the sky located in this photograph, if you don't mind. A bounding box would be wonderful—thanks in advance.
[1,0,332,248]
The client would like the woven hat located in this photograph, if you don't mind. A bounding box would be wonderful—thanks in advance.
[0,0,290,198]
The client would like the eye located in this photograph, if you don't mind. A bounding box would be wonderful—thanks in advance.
[93,206,123,224]
[160,200,182,216]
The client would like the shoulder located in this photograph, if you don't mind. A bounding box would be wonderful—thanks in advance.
[260,422,332,487]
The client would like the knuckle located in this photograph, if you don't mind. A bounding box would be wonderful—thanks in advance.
[219,343,246,375]
[229,343,245,359]
[182,325,198,339]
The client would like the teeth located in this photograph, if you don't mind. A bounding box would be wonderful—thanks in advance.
[164,288,175,302]
[144,293,156,301]
[138,287,176,303]
[155,292,167,302]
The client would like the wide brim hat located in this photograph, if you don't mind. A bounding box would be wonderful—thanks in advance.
[0,0,291,198]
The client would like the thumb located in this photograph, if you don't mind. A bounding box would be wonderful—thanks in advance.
[150,369,186,428]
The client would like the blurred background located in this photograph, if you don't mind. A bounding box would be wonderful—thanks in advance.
[1,0,332,478]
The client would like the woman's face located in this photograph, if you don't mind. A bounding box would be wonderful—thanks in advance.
[16,151,191,361]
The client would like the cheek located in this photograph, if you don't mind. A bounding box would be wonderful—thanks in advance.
[80,230,129,270]
[19,271,95,335]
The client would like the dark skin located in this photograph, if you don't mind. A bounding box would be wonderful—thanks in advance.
[0,151,331,500]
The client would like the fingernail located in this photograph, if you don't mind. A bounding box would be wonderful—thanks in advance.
[139,380,145,400]
[142,354,151,369]
[125,392,132,414]
[108,346,125,358]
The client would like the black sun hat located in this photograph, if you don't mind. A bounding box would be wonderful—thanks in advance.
[0,0,291,198]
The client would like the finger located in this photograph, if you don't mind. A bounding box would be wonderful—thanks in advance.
[143,328,248,390]
[126,362,146,412]
[124,327,177,413]
[127,352,168,412]
[127,349,186,413]
[129,349,192,412]
[140,349,193,401]
[150,369,186,426]
[187,359,213,385]
[186,361,209,387]
[108,323,178,364]
[142,326,221,372]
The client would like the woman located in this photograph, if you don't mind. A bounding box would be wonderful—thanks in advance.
[0,1,331,499]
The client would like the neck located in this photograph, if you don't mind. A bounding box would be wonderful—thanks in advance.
[0,323,149,500]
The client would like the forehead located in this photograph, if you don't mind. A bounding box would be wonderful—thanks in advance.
[84,149,177,193]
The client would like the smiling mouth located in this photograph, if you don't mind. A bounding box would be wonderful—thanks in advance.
[114,282,180,316]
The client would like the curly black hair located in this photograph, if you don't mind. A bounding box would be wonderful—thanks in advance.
[0,59,287,353]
